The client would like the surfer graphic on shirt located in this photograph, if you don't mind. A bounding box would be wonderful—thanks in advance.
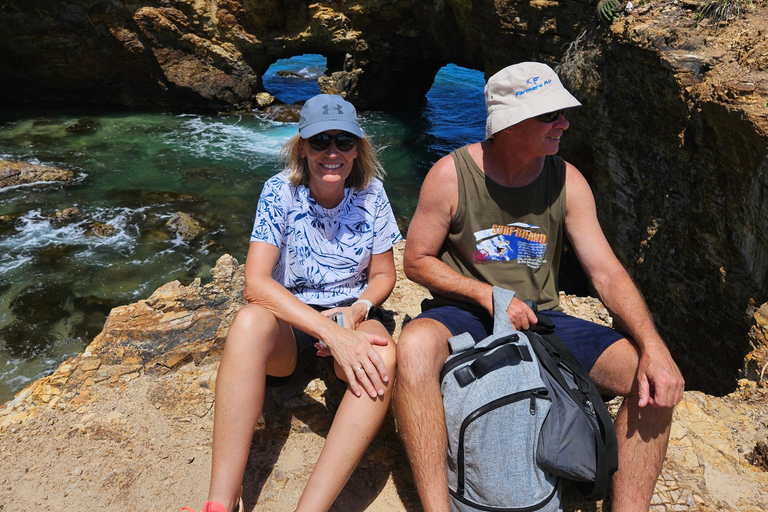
[471,222,547,269]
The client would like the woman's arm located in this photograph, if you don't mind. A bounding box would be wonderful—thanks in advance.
[243,241,390,398]
[342,248,396,327]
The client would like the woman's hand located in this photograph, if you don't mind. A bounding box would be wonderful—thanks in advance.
[316,305,367,356]
[318,309,389,398]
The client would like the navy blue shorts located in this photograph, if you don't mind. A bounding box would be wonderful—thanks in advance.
[415,304,625,372]
[265,305,385,387]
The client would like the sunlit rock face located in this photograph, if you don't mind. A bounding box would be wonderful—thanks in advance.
[1,249,767,509]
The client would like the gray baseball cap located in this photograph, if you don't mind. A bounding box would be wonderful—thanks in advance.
[485,62,582,139]
[298,94,364,138]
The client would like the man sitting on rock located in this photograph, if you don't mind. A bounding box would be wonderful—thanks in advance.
[393,62,685,512]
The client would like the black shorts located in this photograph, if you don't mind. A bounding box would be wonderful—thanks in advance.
[265,304,385,387]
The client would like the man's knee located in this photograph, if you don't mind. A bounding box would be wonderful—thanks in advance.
[589,338,640,398]
[396,318,451,383]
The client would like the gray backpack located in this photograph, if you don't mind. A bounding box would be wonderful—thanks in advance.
[440,287,562,512]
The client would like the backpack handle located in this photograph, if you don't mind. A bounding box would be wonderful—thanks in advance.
[492,286,517,334]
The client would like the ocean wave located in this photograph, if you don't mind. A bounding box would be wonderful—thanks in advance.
[0,206,148,273]
[165,116,294,162]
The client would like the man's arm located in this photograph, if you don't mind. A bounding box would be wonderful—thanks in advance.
[563,163,684,407]
[403,152,537,329]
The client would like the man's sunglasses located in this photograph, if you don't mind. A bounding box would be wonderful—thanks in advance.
[307,132,358,152]
[535,109,568,123]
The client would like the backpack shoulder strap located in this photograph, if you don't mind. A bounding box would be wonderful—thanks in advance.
[534,327,619,499]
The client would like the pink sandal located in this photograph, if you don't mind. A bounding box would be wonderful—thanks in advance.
[180,495,244,512]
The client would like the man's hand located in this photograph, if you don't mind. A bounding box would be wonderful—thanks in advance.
[505,297,539,330]
[636,343,685,408]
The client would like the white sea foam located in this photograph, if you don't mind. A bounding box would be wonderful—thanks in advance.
[297,66,319,78]
[0,206,149,274]
[0,173,86,194]
[0,253,32,273]
[125,247,176,267]
[167,116,294,162]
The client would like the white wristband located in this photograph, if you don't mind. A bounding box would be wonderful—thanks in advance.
[352,299,374,320]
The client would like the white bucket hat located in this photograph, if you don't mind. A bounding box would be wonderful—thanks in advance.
[485,62,582,139]
[298,94,364,138]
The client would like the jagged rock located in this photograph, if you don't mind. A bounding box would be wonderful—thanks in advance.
[556,3,768,395]
[0,213,22,236]
[276,71,305,79]
[254,92,276,108]
[743,302,768,387]
[52,207,81,221]
[0,160,76,189]
[1,243,767,510]
[166,211,203,241]
[86,222,116,237]
[0,213,20,223]
[260,105,301,123]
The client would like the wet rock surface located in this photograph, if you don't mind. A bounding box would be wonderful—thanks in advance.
[1,242,767,511]
[166,211,204,241]
[0,160,77,189]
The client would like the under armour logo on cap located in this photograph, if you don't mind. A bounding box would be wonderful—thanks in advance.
[323,104,344,115]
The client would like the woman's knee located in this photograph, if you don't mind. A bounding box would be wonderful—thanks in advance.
[225,304,281,352]
[232,303,280,332]
[376,336,397,371]
[361,321,397,370]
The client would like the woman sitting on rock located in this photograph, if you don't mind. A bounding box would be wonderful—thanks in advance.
[182,94,401,512]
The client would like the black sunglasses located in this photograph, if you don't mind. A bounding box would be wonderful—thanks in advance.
[307,132,358,152]
[535,109,568,123]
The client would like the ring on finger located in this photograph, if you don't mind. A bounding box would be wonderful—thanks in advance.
[354,366,363,372]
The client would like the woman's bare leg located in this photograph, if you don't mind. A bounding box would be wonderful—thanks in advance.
[294,319,396,512]
[207,303,298,512]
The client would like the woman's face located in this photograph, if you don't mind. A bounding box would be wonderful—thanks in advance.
[300,130,359,189]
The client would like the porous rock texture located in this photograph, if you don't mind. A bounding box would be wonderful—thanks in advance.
[1,242,767,511]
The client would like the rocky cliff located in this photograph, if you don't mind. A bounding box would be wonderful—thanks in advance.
[0,0,616,110]
[1,0,766,391]
[1,243,767,511]
[556,2,768,393]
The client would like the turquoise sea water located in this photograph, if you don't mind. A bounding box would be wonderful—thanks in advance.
[0,58,486,404]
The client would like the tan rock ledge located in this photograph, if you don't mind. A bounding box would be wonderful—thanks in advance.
[1,241,766,511]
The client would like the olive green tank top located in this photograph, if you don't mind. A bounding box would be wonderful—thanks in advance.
[433,144,566,311]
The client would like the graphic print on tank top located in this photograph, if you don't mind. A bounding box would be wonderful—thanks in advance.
[471,222,547,269]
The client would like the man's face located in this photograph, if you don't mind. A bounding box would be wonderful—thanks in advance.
[503,111,570,156]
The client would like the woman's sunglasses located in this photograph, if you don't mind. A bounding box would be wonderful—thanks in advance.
[535,109,568,123]
[307,132,358,152]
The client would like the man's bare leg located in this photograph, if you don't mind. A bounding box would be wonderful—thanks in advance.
[393,318,452,512]
[590,338,674,512]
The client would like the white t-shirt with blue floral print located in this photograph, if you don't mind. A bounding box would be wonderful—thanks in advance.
[250,172,403,307]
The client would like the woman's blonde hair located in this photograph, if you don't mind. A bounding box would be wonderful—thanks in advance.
[279,133,386,190]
